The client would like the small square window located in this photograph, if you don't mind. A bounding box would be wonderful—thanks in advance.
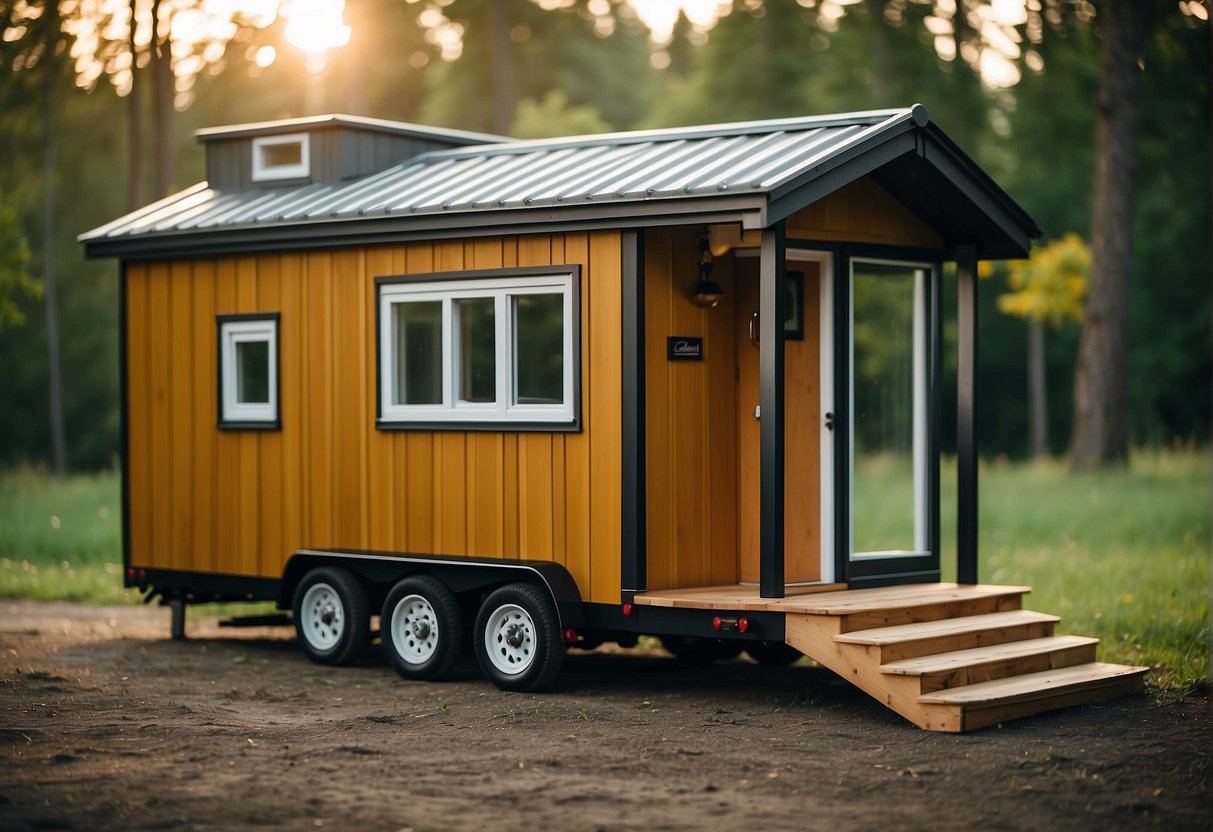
[218,314,279,429]
[252,133,310,182]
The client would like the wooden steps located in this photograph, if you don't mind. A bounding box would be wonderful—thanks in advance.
[784,584,1148,733]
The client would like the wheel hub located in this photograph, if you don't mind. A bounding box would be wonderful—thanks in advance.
[505,623,526,648]
[320,604,337,626]
[411,620,431,641]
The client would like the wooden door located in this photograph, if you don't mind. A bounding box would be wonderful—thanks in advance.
[736,260,821,584]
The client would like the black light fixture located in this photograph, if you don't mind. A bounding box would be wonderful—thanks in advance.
[691,233,723,308]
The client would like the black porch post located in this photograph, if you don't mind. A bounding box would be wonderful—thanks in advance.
[956,245,979,585]
[759,224,787,598]
[620,230,646,595]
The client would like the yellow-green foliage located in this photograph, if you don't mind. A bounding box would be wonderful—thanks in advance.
[997,233,1090,326]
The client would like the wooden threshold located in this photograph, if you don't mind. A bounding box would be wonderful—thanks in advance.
[633,583,847,611]
[632,582,1025,615]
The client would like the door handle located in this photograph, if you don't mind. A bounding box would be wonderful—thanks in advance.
[748,311,760,347]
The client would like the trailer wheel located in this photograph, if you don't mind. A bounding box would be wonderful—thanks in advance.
[292,567,369,666]
[381,576,462,681]
[474,582,564,692]
[744,641,803,667]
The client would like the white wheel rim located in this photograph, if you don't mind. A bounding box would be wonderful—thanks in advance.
[391,594,440,665]
[300,582,344,651]
[484,603,537,676]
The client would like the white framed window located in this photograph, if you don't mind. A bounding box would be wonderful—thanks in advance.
[252,133,310,182]
[218,314,279,428]
[377,267,579,429]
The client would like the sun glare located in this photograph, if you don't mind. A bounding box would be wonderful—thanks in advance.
[284,0,351,54]
[628,0,725,43]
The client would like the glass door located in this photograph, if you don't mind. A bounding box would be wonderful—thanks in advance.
[848,259,938,582]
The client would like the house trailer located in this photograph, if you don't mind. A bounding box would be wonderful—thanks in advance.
[81,106,1145,732]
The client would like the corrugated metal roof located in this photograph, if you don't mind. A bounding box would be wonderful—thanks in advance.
[81,105,1039,260]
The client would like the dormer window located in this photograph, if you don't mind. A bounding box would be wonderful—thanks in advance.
[252,133,310,182]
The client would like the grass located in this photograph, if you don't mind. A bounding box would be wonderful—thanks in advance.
[0,450,1208,692]
[943,448,1210,697]
[0,466,134,604]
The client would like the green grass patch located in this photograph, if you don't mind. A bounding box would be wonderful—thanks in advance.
[0,450,1208,692]
[941,448,1210,696]
[0,466,135,604]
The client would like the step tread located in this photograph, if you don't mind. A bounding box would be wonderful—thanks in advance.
[917,662,1149,705]
[792,583,1031,616]
[836,610,1060,645]
[880,635,1098,675]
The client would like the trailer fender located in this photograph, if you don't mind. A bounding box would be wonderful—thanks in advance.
[279,549,586,629]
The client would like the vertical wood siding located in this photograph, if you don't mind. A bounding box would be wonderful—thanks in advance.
[787,177,944,249]
[643,227,740,592]
[125,231,623,604]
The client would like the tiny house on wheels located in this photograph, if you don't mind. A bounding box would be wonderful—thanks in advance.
[82,106,1145,732]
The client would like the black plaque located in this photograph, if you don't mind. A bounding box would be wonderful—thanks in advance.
[667,336,703,361]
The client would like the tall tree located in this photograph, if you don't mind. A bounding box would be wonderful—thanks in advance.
[127,0,144,210]
[1069,0,1146,469]
[998,234,1090,458]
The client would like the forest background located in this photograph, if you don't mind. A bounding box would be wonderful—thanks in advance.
[0,0,1208,473]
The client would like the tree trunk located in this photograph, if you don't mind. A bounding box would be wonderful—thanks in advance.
[1027,318,1048,459]
[41,3,67,475]
[867,0,889,104]
[150,0,174,198]
[1070,0,1145,470]
[487,0,514,135]
[127,0,143,210]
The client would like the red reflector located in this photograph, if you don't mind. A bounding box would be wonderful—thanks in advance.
[712,616,723,632]
[127,568,135,579]
[563,628,577,642]
[622,602,634,617]
[738,617,750,634]
[137,569,147,581]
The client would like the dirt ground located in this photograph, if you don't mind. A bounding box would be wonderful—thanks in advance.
[0,601,1207,832]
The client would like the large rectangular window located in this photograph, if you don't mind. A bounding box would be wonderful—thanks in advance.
[218,313,280,429]
[377,267,579,429]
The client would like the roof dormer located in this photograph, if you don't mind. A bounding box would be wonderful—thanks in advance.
[196,114,506,190]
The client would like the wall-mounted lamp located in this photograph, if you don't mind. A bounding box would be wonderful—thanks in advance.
[691,233,724,308]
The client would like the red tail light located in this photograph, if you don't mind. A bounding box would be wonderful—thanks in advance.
[738,617,750,634]
[622,602,634,617]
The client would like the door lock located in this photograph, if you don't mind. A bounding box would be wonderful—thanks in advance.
[825,412,834,431]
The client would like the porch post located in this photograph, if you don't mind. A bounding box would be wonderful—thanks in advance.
[759,224,787,598]
[956,245,979,585]
[620,230,646,595]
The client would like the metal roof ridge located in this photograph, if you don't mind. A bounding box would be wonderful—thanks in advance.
[195,113,507,146]
[413,107,919,162]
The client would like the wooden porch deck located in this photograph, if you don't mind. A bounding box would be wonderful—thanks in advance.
[633,582,1147,732]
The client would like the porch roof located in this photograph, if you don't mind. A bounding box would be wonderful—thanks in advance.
[81,104,1038,261]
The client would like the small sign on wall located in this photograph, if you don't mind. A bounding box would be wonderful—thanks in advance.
[667,336,703,361]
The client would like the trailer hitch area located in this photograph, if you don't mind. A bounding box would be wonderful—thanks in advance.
[711,616,751,634]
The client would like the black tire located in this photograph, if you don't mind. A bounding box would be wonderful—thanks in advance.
[661,636,744,664]
[381,575,462,681]
[744,640,803,667]
[473,582,564,692]
[292,567,370,666]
